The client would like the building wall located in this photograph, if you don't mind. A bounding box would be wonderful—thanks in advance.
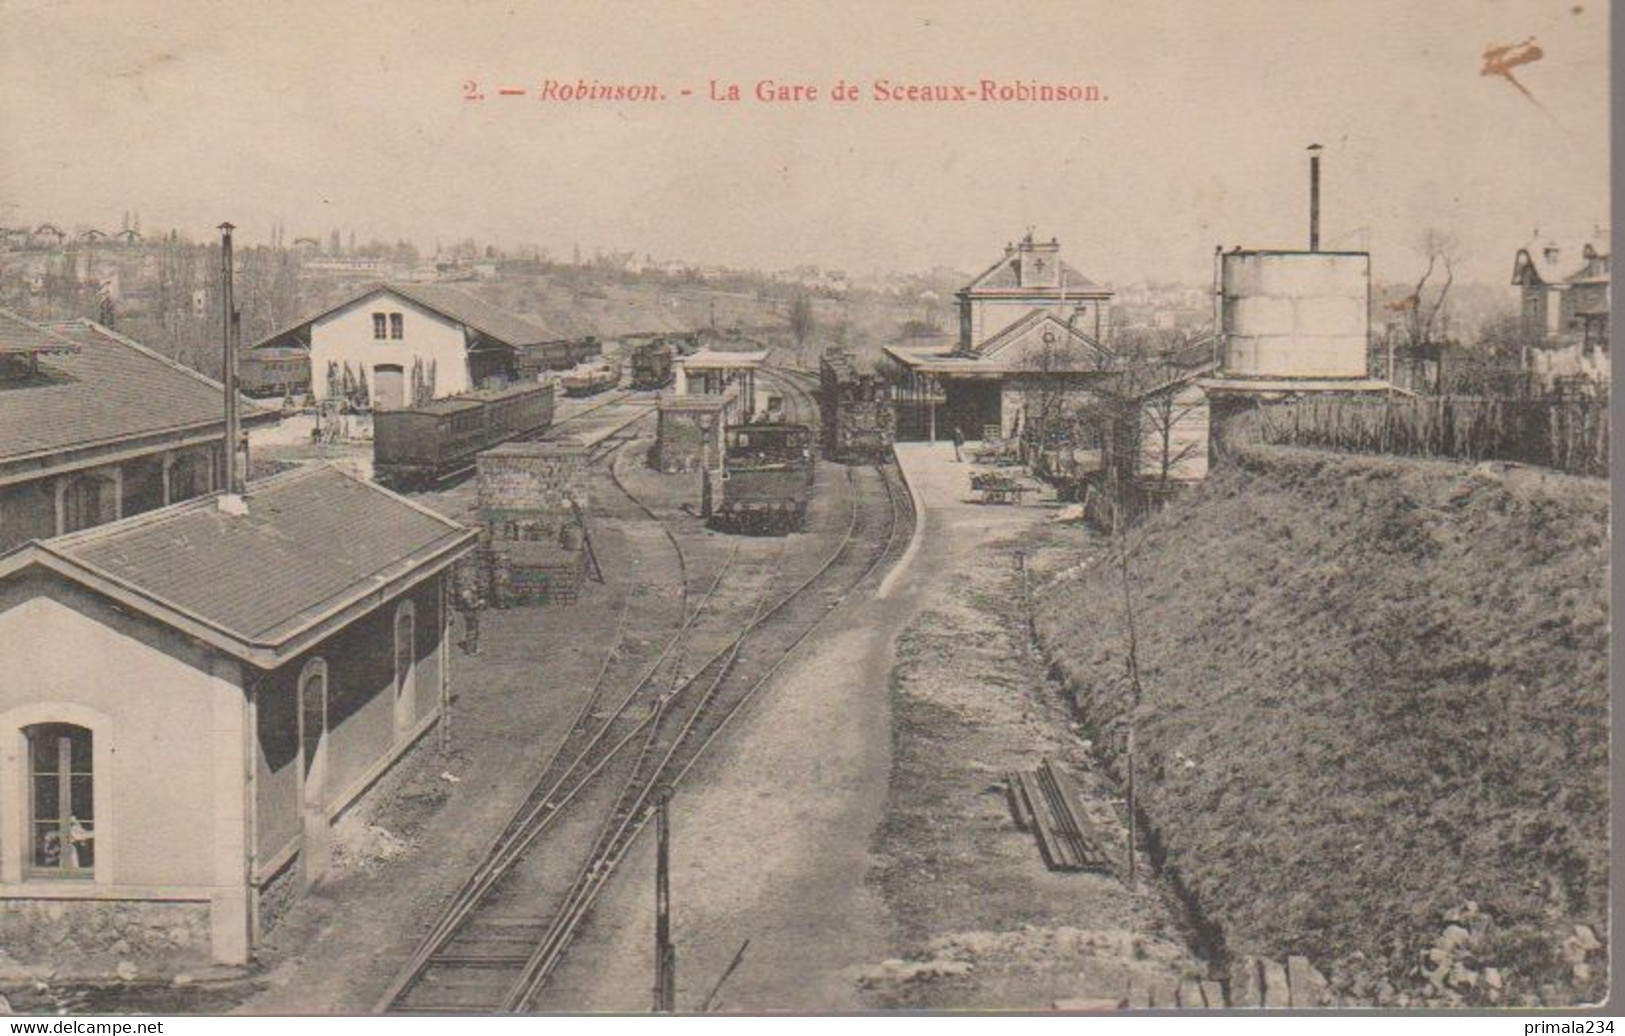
[0,575,248,970]
[964,296,1107,351]
[251,576,446,909]
[0,443,221,554]
[309,293,472,403]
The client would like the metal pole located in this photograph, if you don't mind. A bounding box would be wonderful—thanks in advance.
[1308,144,1323,252]
[654,786,675,1013]
[218,222,241,494]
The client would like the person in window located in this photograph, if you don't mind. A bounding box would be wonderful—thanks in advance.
[67,817,93,869]
[37,829,62,869]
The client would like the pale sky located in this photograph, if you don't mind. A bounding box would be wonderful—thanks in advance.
[0,0,1611,285]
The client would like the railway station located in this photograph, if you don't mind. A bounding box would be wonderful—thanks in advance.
[884,233,1116,442]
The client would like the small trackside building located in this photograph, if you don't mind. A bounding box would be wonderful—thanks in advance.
[0,465,476,974]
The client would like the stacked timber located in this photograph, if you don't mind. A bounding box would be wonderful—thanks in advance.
[1005,758,1111,871]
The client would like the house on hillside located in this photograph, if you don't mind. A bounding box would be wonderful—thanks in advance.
[0,464,476,970]
[254,283,567,408]
[1512,239,1610,384]
[884,232,1117,441]
[0,310,275,553]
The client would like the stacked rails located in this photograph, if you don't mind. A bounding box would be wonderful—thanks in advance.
[819,349,895,463]
[374,381,556,489]
[1005,758,1112,872]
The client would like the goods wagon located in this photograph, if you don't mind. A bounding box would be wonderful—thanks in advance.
[819,349,895,463]
[708,423,816,535]
[514,337,602,379]
[561,362,620,397]
[374,380,555,488]
[628,341,674,389]
[240,346,312,398]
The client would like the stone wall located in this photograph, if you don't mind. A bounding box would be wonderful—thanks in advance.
[0,897,211,981]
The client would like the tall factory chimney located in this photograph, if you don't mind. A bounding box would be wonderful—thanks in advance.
[1308,143,1323,252]
[218,222,244,506]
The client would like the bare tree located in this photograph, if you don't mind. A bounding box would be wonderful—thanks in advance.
[1390,228,1460,350]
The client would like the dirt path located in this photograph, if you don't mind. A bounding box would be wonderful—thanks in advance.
[858,443,1206,1011]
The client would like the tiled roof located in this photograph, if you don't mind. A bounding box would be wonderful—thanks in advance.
[0,316,270,466]
[257,283,560,350]
[962,256,1105,294]
[0,307,81,357]
[30,464,474,660]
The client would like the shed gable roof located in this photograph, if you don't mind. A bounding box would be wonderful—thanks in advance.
[0,464,476,665]
[258,283,559,350]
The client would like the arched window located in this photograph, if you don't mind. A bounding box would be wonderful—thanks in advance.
[60,473,117,534]
[26,723,94,878]
[393,600,416,734]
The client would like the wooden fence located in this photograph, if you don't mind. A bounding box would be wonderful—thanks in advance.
[1231,392,1609,478]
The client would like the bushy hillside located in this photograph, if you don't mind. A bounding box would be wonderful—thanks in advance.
[1035,445,1609,1007]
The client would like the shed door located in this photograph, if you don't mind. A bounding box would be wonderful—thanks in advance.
[374,364,406,411]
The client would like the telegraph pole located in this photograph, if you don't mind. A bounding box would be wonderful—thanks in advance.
[654,786,676,1013]
[218,222,241,494]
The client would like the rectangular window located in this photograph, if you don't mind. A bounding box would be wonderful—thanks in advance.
[373,313,388,340]
[390,313,404,339]
[28,724,94,878]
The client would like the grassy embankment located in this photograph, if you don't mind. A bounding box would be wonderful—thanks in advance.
[1034,444,1608,1007]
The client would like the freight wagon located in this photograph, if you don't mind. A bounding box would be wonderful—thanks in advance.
[514,337,602,379]
[374,380,555,488]
[707,423,816,535]
[561,362,620,397]
[819,349,895,463]
[240,346,312,399]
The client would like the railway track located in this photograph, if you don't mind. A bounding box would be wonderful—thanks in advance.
[759,365,821,428]
[379,460,908,1013]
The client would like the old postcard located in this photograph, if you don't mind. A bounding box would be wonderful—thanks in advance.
[0,0,1611,1021]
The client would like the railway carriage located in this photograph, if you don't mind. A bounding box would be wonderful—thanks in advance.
[240,346,312,398]
[708,422,816,535]
[374,380,555,488]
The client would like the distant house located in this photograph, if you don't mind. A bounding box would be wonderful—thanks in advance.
[0,464,476,969]
[255,283,563,408]
[0,310,274,552]
[1512,240,1610,384]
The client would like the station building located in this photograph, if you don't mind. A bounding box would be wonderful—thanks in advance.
[885,233,1116,441]
[0,310,276,554]
[0,465,476,971]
